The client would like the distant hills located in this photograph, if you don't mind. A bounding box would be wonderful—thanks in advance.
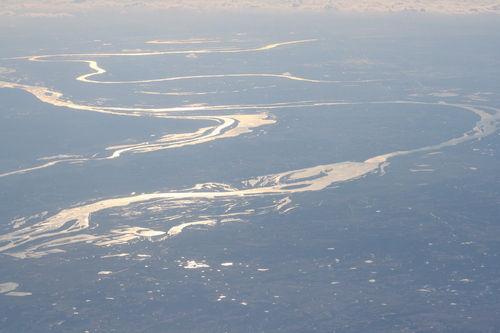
[1,0,499,15]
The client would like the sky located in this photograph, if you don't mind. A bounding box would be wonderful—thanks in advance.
[1,0,500,15]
